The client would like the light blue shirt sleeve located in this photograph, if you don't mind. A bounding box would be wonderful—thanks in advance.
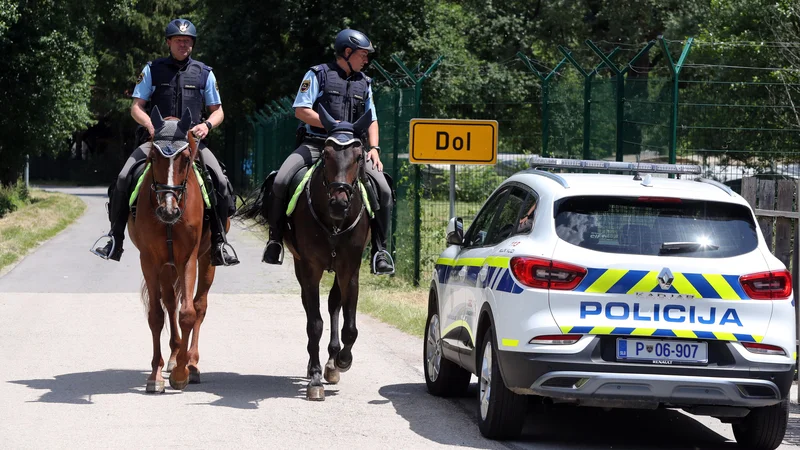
[132,65,154,100]
[366,84,377,121]
[292,71,319,109]
[204,71,221,106]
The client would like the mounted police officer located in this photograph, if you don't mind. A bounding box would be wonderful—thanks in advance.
[263,29,395,275]
[92,18,239,267]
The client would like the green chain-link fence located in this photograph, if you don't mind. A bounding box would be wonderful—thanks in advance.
[217,36,800,286]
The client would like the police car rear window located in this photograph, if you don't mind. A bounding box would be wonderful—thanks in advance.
[554,196,758,258]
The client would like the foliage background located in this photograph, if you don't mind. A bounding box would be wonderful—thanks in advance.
[0,0,798,187]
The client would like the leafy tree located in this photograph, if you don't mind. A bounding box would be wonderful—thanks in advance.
[0,0,99,185]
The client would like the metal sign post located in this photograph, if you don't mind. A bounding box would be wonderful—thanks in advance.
[449,165,455,219]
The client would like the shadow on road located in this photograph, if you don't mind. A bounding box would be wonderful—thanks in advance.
[379,382,741,450]
[9,369,329,409]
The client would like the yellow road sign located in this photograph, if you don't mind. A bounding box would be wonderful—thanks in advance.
[409,119,498,165]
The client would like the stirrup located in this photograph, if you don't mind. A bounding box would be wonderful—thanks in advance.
[262,240,284,265]
[215,242,240,267]
[371,249,395,275]
[90,234,116,260]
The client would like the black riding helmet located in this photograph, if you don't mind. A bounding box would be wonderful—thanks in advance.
[334,29,374,73]
[165,19,197,41]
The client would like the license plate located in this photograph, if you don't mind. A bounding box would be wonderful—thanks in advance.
[616,338,708,364]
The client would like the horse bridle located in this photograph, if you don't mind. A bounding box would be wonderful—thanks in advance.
[148,141,196,266]
[306,142,367,237]
[149,144,194,221]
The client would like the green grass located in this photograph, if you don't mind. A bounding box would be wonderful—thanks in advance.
[0,190,86,272]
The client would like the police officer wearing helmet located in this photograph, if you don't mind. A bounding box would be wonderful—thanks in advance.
[263,28,395,275]
[92,18,240,267]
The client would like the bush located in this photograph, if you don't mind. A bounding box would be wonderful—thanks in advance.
[0,181,30,218]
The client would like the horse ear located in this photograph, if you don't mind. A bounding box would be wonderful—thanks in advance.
[317,105,337,132]
[150,106,165,130]
[179,108,193,133]
[353,111,372,136]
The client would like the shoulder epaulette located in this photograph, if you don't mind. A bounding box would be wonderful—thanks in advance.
[310,65,324,73]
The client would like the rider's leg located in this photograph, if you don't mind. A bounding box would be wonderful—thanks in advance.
[364,162,395,275]
[93,143,150,261]
[199,146,239,267]
[263,141,320,264]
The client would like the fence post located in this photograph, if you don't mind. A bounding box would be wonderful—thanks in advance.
[658,37,693,168]
[586,40,655,162]
[558,46,620,160]
[391,55,443,286]
[517,52,567,157]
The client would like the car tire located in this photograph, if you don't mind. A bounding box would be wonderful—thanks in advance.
[732,399,789,450]
[477,327,527,440]
[423,306,471,397]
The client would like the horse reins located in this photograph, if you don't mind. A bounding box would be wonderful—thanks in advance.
[149,142,195,266]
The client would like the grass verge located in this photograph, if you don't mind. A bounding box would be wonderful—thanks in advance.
[0,190,86,272]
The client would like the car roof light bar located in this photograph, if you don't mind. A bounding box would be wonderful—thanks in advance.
[521,169,570,188]
[528,157,702,175]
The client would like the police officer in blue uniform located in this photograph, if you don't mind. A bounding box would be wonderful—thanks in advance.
[92,18,239,266]
[262,29,395,275]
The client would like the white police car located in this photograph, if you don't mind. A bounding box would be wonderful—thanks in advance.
[424,157,795,449]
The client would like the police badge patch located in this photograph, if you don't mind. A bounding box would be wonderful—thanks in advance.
[136,72,144,84]
[215,81,219,91]
[300,79,311,93]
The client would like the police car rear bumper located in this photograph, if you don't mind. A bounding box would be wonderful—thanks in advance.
[497,339,794,409]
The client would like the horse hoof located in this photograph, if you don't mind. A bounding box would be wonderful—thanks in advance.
[324,365,340,384]
[166,360,177,372]
[189,366,201,383]
[307,385,325,401]
[336,357,352,373]
[169,372,189,390]
[146,379,165,393]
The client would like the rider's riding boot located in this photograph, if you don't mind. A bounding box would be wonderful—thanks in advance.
[262,195,285,265]
[95,233,124,261]
[370,205,395,275]
[92,187,127,261]
[209,199,239,267]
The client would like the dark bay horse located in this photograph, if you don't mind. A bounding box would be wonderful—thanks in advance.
[128,107,222,393]
[238,107,373,400]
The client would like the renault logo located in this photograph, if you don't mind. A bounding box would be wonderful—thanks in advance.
[658,267,674,290]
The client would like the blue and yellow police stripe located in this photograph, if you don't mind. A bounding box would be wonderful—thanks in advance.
[576,268,749,300]
[435,260,749,300]
[559,325,762,343]
[435,256,524,294]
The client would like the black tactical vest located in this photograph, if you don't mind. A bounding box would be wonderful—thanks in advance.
[308,63,371,135]
[149,57,211,125]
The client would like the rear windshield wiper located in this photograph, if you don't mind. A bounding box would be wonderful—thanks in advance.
[659,241,720,255]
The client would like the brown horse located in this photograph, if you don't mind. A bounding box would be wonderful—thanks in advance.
[237,107,373,401]
[128,106,222,393]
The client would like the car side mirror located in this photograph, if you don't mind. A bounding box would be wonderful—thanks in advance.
[446,217,464,246]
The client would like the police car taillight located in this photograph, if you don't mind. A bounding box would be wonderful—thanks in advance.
[529,334,582,345]
[739,270,792,300]
[741,342,786,356]
[510,257,586,290]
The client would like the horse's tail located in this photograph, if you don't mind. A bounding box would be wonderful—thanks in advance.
[140,279,149,314]
[233,172,274,227]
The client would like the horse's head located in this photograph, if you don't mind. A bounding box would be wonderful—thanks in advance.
[317,106,372,221]
[148,106,199,225]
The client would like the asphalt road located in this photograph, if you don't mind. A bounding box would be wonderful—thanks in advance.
[0,186,798,449]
